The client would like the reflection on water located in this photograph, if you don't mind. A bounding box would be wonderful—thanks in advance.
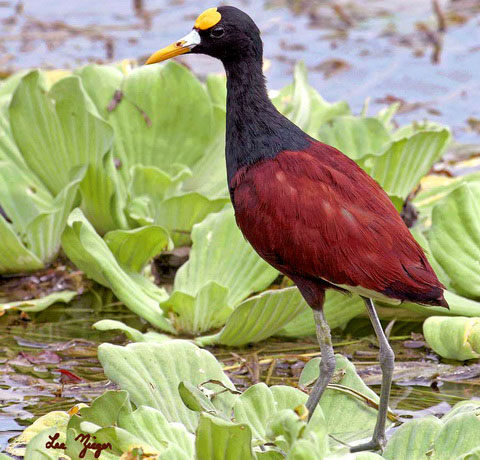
[0,0,479,143]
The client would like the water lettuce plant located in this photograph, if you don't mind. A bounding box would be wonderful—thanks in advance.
[7,340,480,459]
[1,60,480,352]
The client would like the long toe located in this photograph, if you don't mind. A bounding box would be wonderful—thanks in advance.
[349,435,386,453]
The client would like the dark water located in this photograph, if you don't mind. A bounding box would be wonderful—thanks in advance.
[0,0,479,144]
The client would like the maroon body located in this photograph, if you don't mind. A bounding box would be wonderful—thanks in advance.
[230,140,448,308]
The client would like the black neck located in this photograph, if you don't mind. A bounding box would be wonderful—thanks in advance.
[223,57,310,185]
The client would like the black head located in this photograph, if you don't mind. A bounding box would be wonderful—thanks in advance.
[146,6,263,66]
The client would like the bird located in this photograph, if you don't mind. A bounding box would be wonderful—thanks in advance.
[146,6,449,451]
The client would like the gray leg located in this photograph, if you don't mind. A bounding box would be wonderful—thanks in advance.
[351,297,395,452]
[306,309,336,420]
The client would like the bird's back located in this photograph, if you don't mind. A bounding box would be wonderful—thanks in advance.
[230,139,448,308]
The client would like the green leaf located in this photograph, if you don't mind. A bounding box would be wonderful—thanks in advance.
[182,106,229,201]
[0,290,77,313]
[427,183,480,299]
[25,167,84,263]
[196,288,307,346]
[433,413,480,460]
[119,406,195,459]
[66,390,194,459]
[178,381,218,414]
[9,71,126,234]
[423,316,480,361]
[277,290,365,338]
[173,206,278,305]
[154,192,227,246]
[399,289,480,318]
[195,413,255,460]
[8,411,70,458]
[413,172,480,220]
[24,428,66,460]
[233,383,312,443]
[317,117,391,160]
[299,355,380,443]
[442,400,480,423]
[360,129,450,200]
[77,62,220,177]
[272,62,350,136]
[69,390,131,432]
[161,282,232,334]
[383,416,443,460]
[0,212,44,273]
[206,74,227,108]
[93,319,171,343]
[104,225,172,273]
[98,341,237,432]
[62,208,173,332]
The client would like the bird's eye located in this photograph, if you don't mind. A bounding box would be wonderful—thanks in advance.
[211,26,225,38]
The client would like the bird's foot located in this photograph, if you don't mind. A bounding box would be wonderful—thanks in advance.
[349,434,386,453]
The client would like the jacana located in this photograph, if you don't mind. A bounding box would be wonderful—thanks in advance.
[146,6,448,451]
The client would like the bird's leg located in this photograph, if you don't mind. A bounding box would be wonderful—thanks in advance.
[350,297,395,452]
[306,308,336,420]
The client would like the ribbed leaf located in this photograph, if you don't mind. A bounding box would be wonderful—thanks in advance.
[161,282,232,335]
[154,192,227,246]
[196,413,255,460]
[0,215,43,273]
[433,413,480,460]
[423,316,480,361]
[233,383,316,443]
[360,129,450,200]
[25,168,83,262]
[317,117,391,160]
[98,341,237,432]
[299,355,380,443]
[196,288,306,346]
[427,183,480,298]
[104,225,172,273]
[183,107,229,200]
[383,416,443,460]
[93,319,171,343]
[61,208,173,332]
[277,289,365,337]
[9,71,126,233]
[272,62,350,136]
[77,62,219,177]
[174,206,278,305]
[0,290,77,313]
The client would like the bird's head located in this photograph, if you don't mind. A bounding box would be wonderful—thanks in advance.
[146,6,262,65]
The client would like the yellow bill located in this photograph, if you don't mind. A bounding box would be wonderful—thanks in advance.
[146,29,201,65]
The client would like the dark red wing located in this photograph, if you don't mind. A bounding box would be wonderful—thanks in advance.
[231,141,447,306]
